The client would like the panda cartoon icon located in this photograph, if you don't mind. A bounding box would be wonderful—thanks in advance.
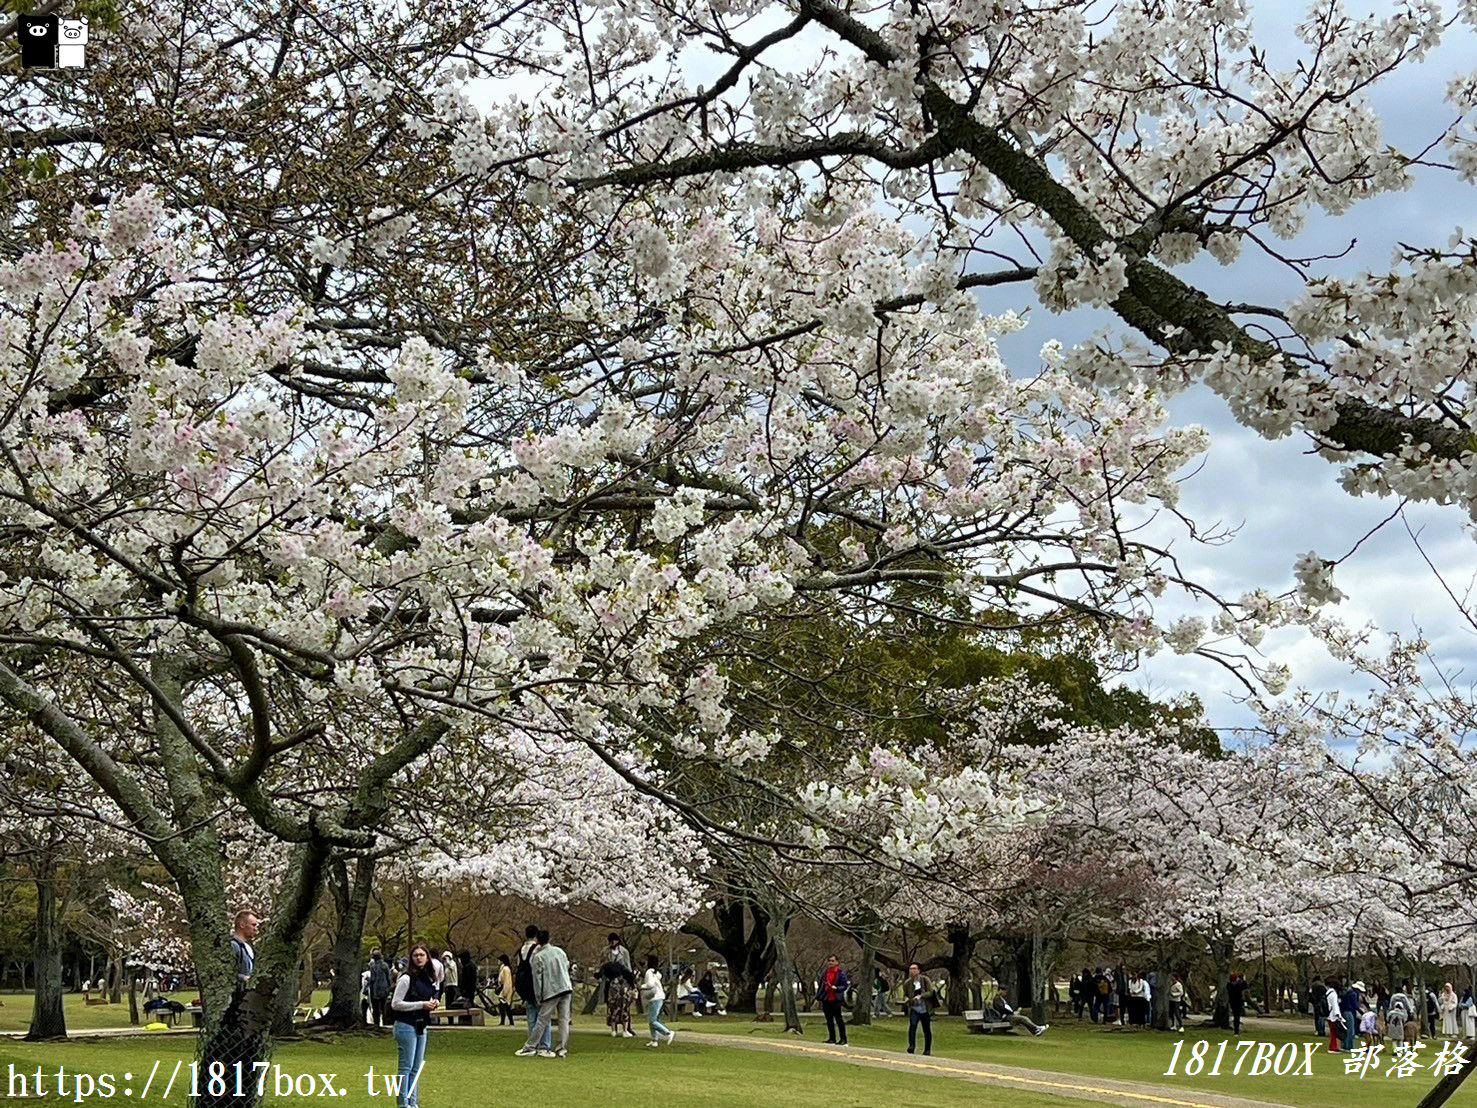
[18,13,59,68]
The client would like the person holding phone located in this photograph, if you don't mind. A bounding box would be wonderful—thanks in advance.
[390,944,441,1108]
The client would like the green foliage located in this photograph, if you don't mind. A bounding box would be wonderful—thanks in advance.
[715,606,1218,766]
[0,872,38,969]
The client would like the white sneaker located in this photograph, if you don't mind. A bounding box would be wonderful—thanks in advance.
[514,1046,537,1056]
[555,1048,567,1058]
[610,1029,619,1036]
[692,1010,703,1018]
[665,1030,677,1045]
[536,1049,556,1058]
[645,1040,659,1048]
[1033,1024,1050,1037]
[622,1030,634,1037]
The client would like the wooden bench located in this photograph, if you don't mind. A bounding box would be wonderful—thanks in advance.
[673,998,694,1015]
[429,1007,485,1026]
[964,1009,1014,1034]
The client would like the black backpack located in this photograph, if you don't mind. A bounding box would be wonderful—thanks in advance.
[368,960,391,997]
[515,951,537,1004]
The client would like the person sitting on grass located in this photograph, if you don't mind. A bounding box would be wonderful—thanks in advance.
[989,992,1049,1037]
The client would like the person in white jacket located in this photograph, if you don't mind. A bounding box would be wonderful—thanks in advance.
[1127,971,1152,1026]
[1439,983,1459,1037]
[1325,979,1345,1053]
[640,955,676,1048]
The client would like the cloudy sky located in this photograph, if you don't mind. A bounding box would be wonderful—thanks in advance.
[972,4,1477,735]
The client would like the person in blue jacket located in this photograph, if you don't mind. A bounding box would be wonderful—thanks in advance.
[819,954,851,1045]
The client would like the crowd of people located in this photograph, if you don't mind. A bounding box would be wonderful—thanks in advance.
[205,901,1477,1108]
[238,903,1477,1108]
[355,927,695,1106]
[1066,966,1199,1029]
[1314,976,1476,1053]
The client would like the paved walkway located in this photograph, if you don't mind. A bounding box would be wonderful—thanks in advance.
[672,1031,1292,1108]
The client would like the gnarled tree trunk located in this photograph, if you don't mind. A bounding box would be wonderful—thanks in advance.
[1210,937,1234,1030]
[769,917,803,1034]
[322,854,375,1029]
[850,933,877,1027]
[945,923,978,1016]
[25,842,67,1042]
[682,892,774,1013]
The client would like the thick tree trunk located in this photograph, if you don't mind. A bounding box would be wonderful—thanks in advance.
[771,921,803,1034]
[107,951,123,1004]
[1210,939,1233,1030]
[269,959,302,1038]
[25,850,67,1041]
[1415,1049,1477,1107]
[195,839,329,1108]
[322,855,375,1029]
[850,934,876,1027]
[1013,938,1034,1012]
[1028,931,1054,1026]
[945,923,977,1017]
[128,969,139,1026]
[1151,944,1171,1031]
[682,893,773,1013]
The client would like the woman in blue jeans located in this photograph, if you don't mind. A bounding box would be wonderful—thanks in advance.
[902,963,937,1055]
[390,944,441,1108]
[640,955,677,1048]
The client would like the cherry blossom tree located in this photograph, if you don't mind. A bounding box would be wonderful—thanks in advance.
[12,6,1477,1096]
[514,0,1477,533]
[1011,725,1334,1028]
[0,0,1270,1076]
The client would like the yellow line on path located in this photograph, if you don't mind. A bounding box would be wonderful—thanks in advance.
[735,1038,1241,1108]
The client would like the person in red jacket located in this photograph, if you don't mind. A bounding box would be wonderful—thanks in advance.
[819,955,851,1045]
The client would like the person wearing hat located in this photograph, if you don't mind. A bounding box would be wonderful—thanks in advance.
[1340,981,1366,1052]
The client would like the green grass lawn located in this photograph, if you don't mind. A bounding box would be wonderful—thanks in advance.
[0,991,337,1034]
[684,1010,1477,1106]
[0,1029,1069,1107]
[3,996,1475,1106]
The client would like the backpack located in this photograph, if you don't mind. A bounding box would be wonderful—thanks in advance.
[368,961,391,997]
[515,950,537,1004]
